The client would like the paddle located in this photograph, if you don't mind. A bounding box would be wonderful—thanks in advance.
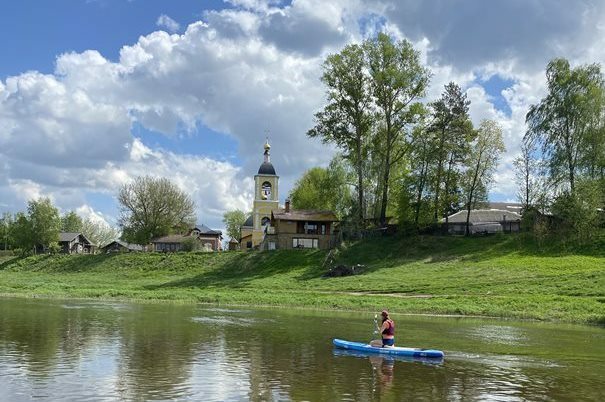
[369,313,382,347]
[373,314,379,335]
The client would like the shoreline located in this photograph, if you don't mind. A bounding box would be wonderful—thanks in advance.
[1,290,602,327]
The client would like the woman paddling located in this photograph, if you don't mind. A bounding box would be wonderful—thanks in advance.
[370,310,395,347]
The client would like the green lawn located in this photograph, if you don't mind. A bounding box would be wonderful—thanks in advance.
[1,234,604,324]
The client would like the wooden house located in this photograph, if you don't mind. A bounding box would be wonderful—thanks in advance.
[59,232,94,254]
[150,224,223,252]
[101,240,144,253]
[260,200,339,250]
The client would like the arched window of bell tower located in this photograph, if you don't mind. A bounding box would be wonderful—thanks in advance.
[261,181,272,199]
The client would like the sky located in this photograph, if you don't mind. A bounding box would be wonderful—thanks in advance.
[2,0,605,236]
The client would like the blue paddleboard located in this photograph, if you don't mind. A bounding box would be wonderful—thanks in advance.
[333,338,444,358]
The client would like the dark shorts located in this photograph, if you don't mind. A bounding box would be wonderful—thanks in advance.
[382,338,395,347]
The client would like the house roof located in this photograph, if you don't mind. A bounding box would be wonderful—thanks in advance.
[101,240,144,251]
[487,202,524,214]
[59,232,93,245]
[242,215,253,227]
[445,209,522,224]
[272,209,338,222]
[193,224,222,236]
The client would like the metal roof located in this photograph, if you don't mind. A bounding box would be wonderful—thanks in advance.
[257,162,276,175]
[101,240,144,251]
[59,232,93,245]
[445,209,522,224]
[193,224,222,235]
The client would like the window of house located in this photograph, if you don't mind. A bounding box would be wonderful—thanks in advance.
[261,216,270,227]
[268,241,276,250]
[246,241,252,249]
[304,222,318,234]
[292,238,318,249]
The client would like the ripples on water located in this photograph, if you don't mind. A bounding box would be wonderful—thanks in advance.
[0,299,604,401]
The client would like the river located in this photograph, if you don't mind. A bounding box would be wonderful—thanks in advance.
[0,298,603,401]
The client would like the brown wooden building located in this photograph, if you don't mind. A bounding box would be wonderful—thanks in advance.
[59,232,94,254]
[150,224,223,252]
[260,201,338,250]
[101,240,144,253]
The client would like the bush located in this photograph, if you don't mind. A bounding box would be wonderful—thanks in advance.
[48,243,62,254]
[181,237,201,252]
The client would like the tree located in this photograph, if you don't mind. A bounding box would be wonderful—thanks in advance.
[289,157,352,219]
[551,180,603,244]
[462,120,505,235]
[514,140,549,212]
[28,198,61,252]
[61,211,84,232]
[0,212,14,250]
[428,82,473,224]
[222,209,248,241]
[526,58,605,194]
[12,212,34,254]
[118,176,196,245]
[81,218,120,247]
[365,33,430,226]
[308,43,372,228]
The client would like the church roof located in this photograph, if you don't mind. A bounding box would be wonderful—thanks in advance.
[258,162,276,175]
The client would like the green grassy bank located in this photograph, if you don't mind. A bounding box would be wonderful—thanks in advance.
[1,234,604,324]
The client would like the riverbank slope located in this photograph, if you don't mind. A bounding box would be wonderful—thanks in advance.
[1,234,604,324]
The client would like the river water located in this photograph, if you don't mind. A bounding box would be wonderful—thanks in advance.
[0,298,603,401]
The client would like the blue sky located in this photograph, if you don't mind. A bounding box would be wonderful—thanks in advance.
[0,0,224,77]
[1,0,604,233]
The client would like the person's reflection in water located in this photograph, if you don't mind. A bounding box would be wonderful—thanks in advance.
[369,355,394,392]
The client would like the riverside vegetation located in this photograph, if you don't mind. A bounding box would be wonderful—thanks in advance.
[1,234,604,325]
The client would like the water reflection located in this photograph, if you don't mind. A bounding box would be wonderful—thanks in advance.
[0,298,604,401]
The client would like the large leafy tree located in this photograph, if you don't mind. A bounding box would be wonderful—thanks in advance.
[428,82,473,223]
[29,198,62,252]
[525,58,605,193]
[307,43,372,227]
[289,157,352,219]
[222,209,248,241]
[61,211,84,232]
[81,219,120,247]
[118,176,196,245]
[12,198,61,253]
[462,120,505,235]
[365,33,430,226]
[407,118,435,227]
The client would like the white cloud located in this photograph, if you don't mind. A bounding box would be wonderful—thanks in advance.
[156,14,181,33]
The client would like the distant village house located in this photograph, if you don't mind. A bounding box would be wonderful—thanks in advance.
[444,202,523,235]
[59,232,94,254]
[101,240,144,253]
[151,224,223,252]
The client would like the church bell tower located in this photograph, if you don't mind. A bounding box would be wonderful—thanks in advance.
[251,138,279,246]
